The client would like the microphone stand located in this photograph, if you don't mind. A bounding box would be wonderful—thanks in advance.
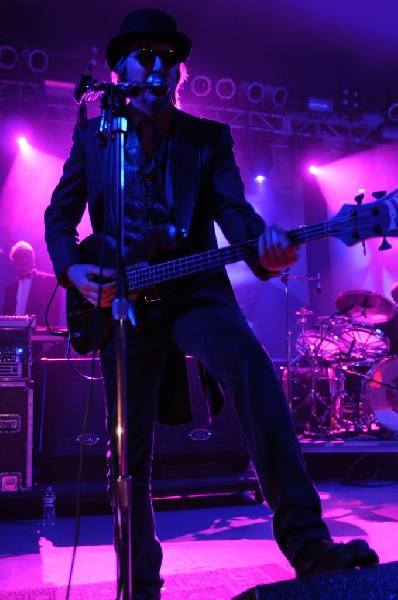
[95,85,132,599]
[281,271,293,410]
[74,72,170,598]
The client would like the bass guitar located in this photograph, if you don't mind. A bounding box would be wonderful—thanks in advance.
[66,190,398,354]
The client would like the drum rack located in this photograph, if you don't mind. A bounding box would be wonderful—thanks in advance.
[282,288,398,441]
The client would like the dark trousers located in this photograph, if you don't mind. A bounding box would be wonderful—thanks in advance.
[100,292,331,595]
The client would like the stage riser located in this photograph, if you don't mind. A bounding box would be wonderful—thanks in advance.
[233,560,398,599]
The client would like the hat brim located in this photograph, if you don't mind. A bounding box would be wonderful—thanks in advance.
[106,30,192,70]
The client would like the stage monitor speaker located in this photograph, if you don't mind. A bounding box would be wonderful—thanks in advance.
[233,560,398,599]
[35,356,253,486]
[153,356,251,478]
[35,358,108,461]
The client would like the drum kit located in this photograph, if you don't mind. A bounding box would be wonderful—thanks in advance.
[283,289,398,437]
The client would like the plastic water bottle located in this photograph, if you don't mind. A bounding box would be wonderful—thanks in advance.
[42,485,56,526]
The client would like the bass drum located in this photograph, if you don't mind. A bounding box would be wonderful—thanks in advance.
[362,355,398,432]
[296,329,342,362]
[339,325,389,363]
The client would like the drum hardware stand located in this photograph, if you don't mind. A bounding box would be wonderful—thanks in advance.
[328,340,363,434]
[305,367,331,435]
[298,340,331,436]
[281,271,319,413]
[330,364,364,434]
[281,271,333,436]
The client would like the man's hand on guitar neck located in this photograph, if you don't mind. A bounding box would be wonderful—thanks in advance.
[66,264,116,308]
[257,225,299,272]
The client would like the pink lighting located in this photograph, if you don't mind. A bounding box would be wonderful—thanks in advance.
[17,136,30,151]
[1,142,93,252]
[308,165,320,175]
[313,144,398,300]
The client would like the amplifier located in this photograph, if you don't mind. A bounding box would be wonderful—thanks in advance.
[0,382,33,491]
[153,356,251,478]
[0,315,36,328]
[34,357,108,481]
[35,357,107,456]
[0,327,32,381]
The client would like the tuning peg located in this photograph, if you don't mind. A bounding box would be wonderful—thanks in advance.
[372,191,387,199]
[379,237,392,250]
[354,193,364,205]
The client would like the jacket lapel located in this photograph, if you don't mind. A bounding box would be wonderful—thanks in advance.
[166,110,202,234]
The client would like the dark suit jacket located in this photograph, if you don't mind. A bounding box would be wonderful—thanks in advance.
[45,109,268,279]
[45,108,269,422]
[2,269,61,327]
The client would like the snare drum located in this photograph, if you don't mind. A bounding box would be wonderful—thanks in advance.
[362,355,398,432]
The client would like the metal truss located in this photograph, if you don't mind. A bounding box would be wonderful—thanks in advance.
[182,102,381,145]
[0,77,383,144]
[0,78,42,100]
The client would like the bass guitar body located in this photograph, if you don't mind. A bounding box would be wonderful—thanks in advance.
[66,235,121,355]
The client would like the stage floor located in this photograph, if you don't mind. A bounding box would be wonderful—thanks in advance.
[1,480,398,599]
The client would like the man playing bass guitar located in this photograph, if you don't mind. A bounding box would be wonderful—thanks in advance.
[44,8,378,600]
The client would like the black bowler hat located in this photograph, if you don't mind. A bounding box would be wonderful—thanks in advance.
[106,8,192,70]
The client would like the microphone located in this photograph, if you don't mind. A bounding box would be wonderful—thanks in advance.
[143,74,170,97]
[74,70,171,104]
[316,272,321,294]
[74,65,96,103]
[120,77,170,97]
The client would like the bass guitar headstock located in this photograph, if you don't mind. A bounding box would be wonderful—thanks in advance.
[328,188,398,248]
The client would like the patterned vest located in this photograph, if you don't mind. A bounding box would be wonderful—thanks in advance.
[123,119,169,259]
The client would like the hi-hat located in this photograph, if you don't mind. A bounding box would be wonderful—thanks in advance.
[335,289,397,324]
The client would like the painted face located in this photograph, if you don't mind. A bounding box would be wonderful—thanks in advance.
[122,41,180,115]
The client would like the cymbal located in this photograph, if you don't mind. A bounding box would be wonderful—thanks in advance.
[317,314,350,325]
[295,308,313,316]
[335,289,397,324]
[317,315,351,329]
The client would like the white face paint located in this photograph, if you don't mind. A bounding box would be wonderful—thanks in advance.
[122,41,180,115]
